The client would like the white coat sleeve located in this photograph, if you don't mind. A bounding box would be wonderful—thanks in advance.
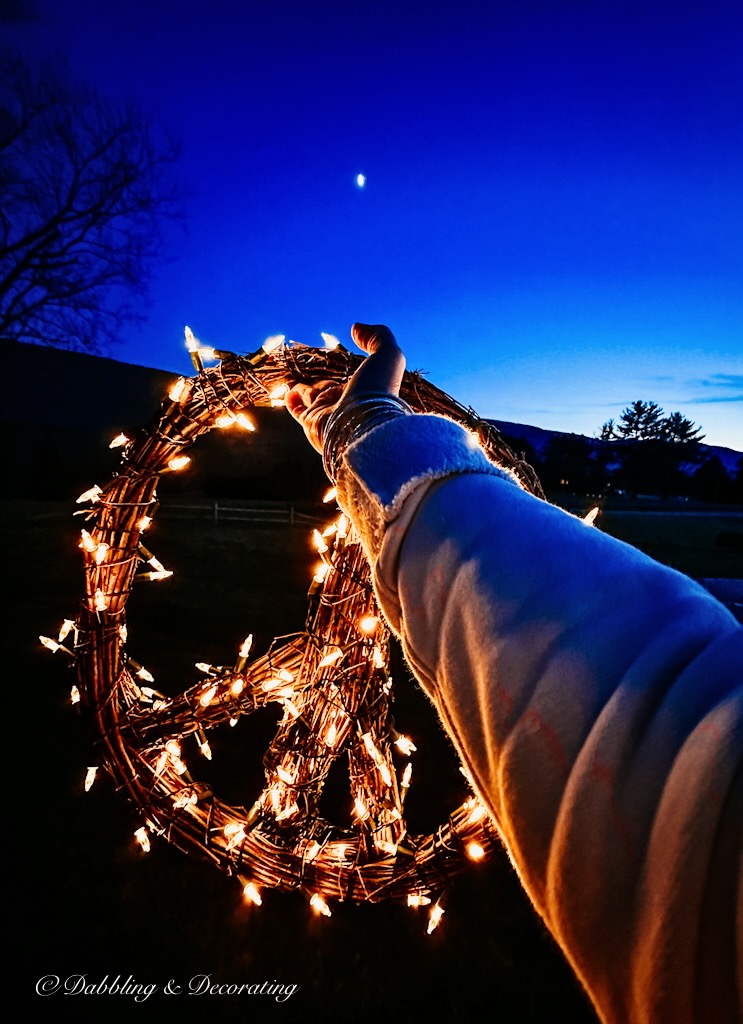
[333,411,743,1024]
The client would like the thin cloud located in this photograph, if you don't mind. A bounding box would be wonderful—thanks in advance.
[678,373,743,405]
[690,373,743,390]
[683,393,743,405]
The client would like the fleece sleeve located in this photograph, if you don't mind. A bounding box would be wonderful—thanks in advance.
[333,412,743,1024]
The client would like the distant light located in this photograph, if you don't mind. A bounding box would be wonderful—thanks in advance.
[355,173,366,189]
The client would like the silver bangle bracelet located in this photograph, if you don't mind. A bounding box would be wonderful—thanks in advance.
[322,394,413,482]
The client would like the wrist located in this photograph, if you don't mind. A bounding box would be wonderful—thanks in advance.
[322,393,413,482]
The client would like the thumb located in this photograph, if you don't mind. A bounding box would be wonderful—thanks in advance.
[351,323,398,355]
[345,323,405,400]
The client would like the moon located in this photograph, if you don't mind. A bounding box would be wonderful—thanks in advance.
[355,173,366,189]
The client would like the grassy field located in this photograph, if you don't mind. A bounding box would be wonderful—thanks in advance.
[10,496,741,1020]
[549,494,743,579]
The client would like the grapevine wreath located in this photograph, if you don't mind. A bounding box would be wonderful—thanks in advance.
[42,331,545,932]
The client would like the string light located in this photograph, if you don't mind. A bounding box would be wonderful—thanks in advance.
[134,827,151,853]
[40,336,545,931]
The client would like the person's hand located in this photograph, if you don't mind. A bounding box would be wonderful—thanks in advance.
[286,323,405,453]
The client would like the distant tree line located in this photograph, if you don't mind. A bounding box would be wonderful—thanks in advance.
[499,400,742,504]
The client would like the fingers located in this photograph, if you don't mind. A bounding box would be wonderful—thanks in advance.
[285,324,406,455]
[286,380,344,453]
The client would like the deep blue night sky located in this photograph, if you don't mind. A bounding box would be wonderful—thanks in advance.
[8,0,743,448]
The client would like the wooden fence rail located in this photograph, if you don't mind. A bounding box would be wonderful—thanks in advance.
[159,500,324,527]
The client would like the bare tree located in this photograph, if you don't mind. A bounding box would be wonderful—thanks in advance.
[0,52,181,354]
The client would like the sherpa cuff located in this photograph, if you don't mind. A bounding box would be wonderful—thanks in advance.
[336,413,522,558]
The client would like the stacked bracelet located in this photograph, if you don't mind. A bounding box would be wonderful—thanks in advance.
[322,393,413,482]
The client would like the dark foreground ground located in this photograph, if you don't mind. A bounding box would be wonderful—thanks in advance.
[9,497,741,1023]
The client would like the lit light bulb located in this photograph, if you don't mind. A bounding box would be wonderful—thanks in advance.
[70,685,81,704]
[137,515,153,531]
[401,763,413,789]
[467,802,488,824]
[200,684,218,707]
[322,487,337,503]
[243,882,262,906]
[167,455,191,472]
[79,530,96,553]
[304,841,321,863]
[362,732,381,761]
[174,790,198,810]
[313,563,329,585]
[58,619,75,643]
[76,485,102,504]
[466,841,486,861]
[109,433,129,449]
[274,801,299,821]
[262,334,285,354]
[336,514,348,539]
[94,542,109,564]
[215,412,236,428]
[39,635,60,653]
[375,840,397,856]
[140,569,173,581]
[395,734,417,756]
[407,893,432,907]
[235,634,253,672]
[224,823,247,849]
[236,412,255,431]
[354,797,369,820]
[321,332,340,350]
[312,529,328,554]
[318,648,343,668]
[134,826,151,853]
[281,698,301,720]
[84,766,97,791]
[427,902,445,934]
[310,893,332,917]
[276,766,295,785]
[269,384,288,407]
[168,377,189,403]
[372,646,385,669]
[582,506,600,526]
[184,325,203,372]
[198,738,212,760]
[231,678,245,695]
[359,614,379,634]
[325,721,338,747]
[93,589,107,612]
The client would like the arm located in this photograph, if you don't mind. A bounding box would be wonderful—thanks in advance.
[289,326,743,1024]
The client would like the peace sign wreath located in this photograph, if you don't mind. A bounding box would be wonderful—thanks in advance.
[42,333,544,932]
